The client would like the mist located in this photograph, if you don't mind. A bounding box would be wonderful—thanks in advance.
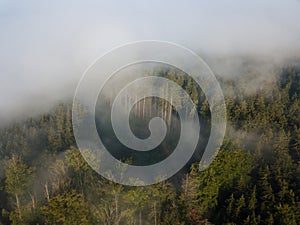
[1,0,300,124]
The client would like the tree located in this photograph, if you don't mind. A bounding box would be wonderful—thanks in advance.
[65,147,99,198]
[274,203,297,225]
[42,190,91,225]
[5,155,33,221]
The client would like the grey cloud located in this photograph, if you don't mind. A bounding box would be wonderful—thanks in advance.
[0,0,300,124]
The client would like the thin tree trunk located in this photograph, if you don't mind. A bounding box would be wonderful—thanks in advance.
[143,96,146,119]
[135,95,138,116]
[15,194,22,220]
[114,192,119,225]
[139,210,142,225]
[138,96,141,117]
[29,192,35,209]
[149,97,152,118]
[161,89,164,117]
[184,174,189,197]
[45,183,50,202]
[168,96,172,127]
[154,201,157,225]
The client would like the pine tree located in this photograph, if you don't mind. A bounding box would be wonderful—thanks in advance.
[5,155,33,221]
[42,190,91,225]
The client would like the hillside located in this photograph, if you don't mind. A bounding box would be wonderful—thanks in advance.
[0,66,299,225]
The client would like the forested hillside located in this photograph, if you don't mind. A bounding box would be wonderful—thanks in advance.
[0,67,299,225]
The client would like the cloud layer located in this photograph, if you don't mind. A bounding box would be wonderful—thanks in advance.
[0,0,300,123]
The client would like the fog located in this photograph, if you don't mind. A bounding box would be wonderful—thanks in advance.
[1,0,300,124]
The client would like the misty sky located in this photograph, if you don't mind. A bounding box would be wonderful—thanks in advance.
[0,0,300,123]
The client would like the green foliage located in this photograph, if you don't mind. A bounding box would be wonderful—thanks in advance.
[41,190,91,225]
[5,155,33,197]
[0,66,300,224]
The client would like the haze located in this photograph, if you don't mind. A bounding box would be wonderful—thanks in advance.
[0,0,300,124]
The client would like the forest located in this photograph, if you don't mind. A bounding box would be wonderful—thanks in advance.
[0,66,299,225]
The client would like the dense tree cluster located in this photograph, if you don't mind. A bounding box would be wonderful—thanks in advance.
[0,66,299,224]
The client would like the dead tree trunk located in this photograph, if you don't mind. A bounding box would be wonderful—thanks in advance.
[44,182,50,202]
[15,194,22,220]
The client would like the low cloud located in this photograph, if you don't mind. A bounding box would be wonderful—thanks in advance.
[0,0,300,124]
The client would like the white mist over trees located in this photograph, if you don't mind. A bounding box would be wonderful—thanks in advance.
[0,1,300,123]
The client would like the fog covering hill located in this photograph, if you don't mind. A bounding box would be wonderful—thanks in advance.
[0,66,300,224]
